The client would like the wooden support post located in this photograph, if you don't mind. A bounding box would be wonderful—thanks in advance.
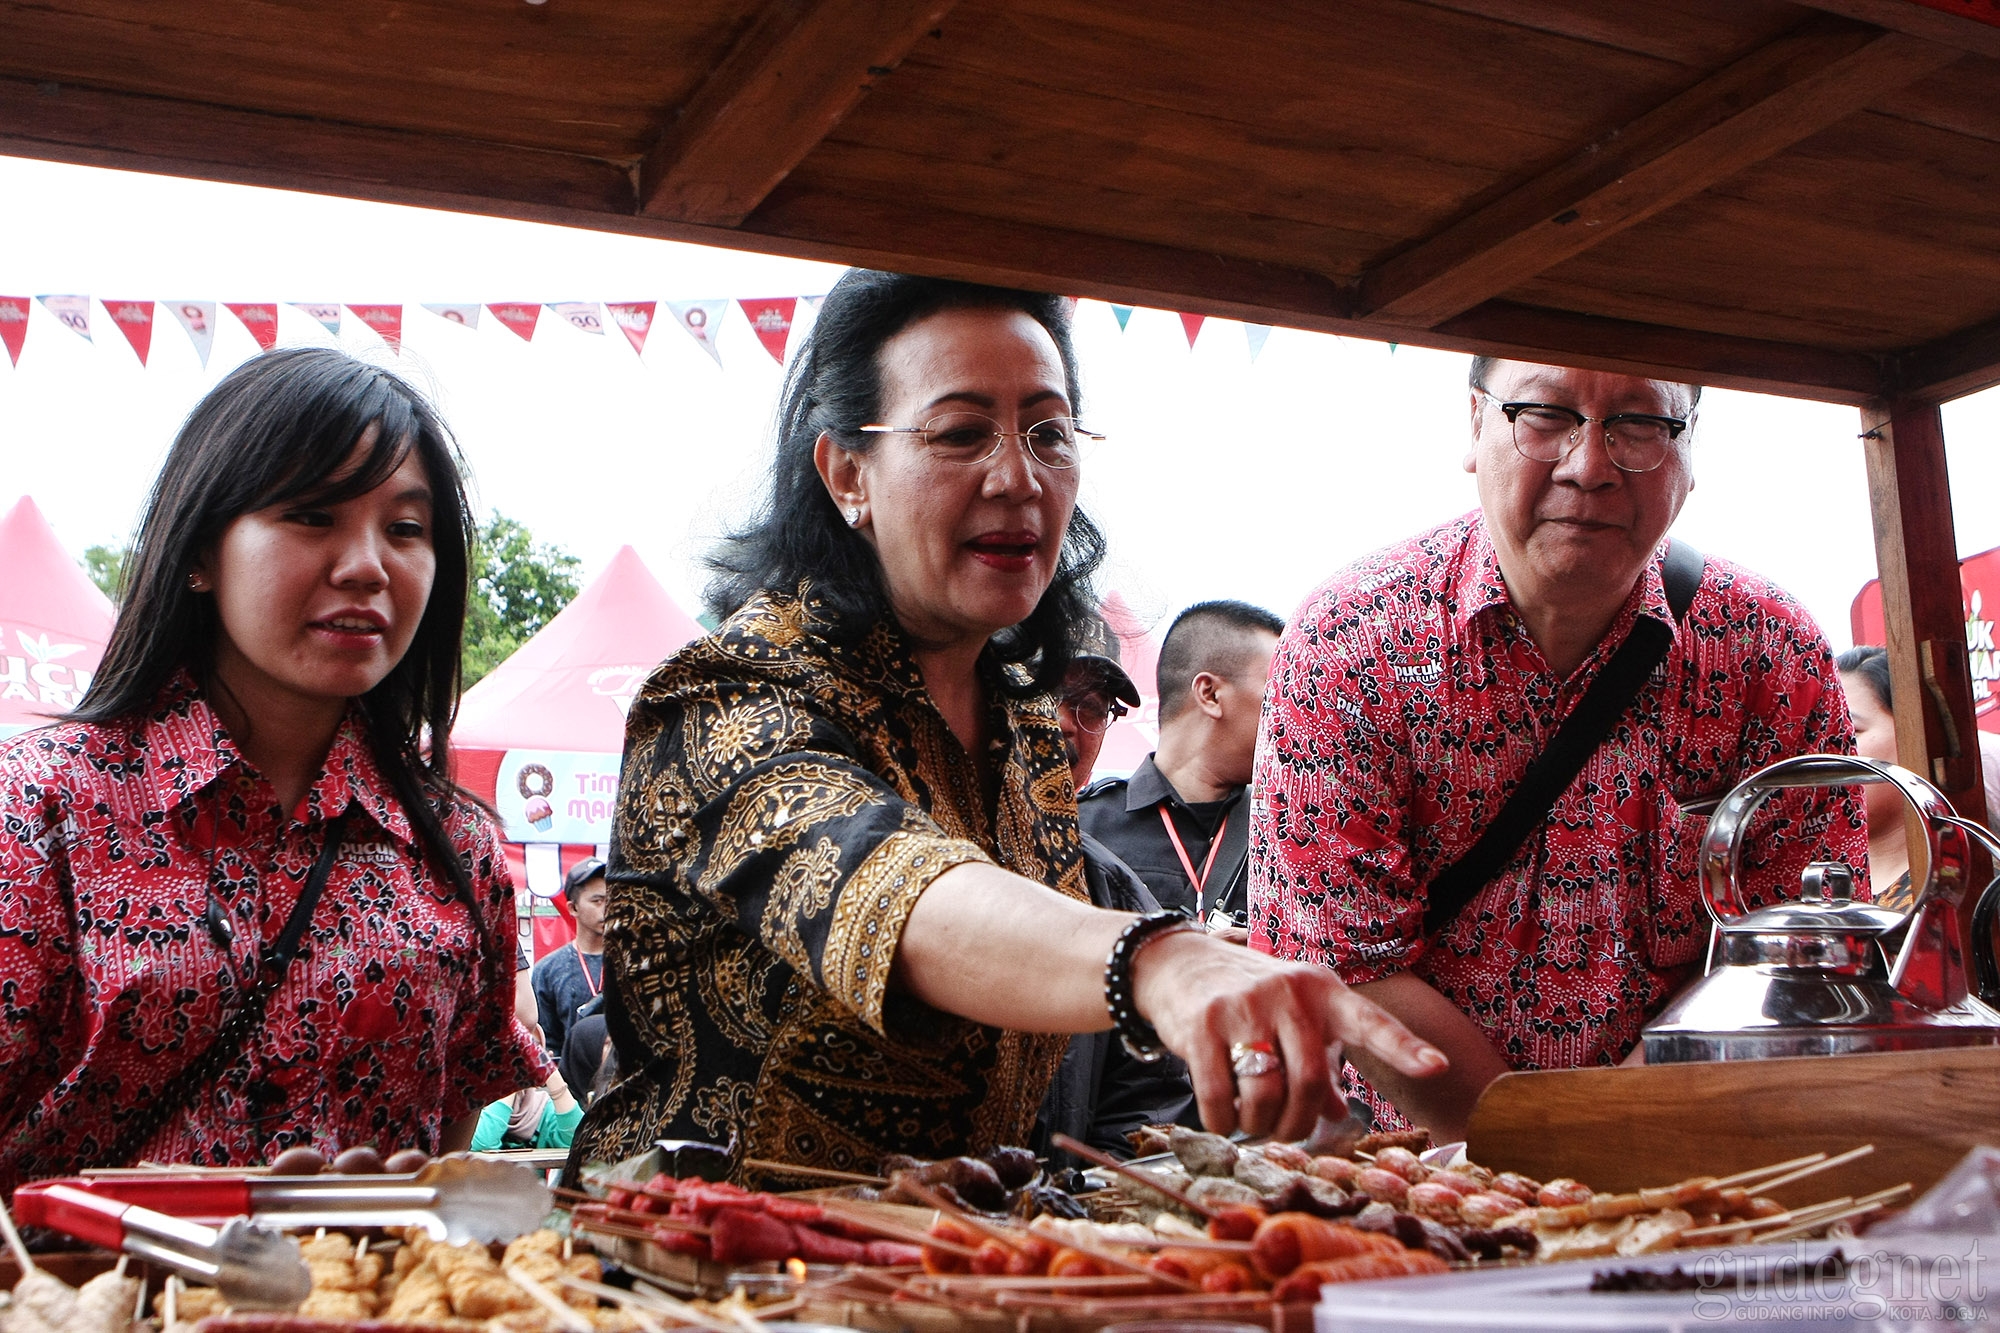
[1860,399,1982,814]
[1861,399,1988,954]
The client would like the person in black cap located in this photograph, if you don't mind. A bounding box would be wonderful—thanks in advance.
[1036,632,1196,1162]
[531,857,609,1058]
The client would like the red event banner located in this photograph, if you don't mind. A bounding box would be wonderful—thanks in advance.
[488,303,541,342]
[738,297,797,364]
[0,297,28,366]
[1900,0,2000,27]
[1852,542,2000,732]
[105,299,155,365]
[606,301,655,356]
[347,304,402,350]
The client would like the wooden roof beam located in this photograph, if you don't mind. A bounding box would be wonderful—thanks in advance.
[1355,14,1961,328]
[637,0,959,226]
[1787,0,2000,60]
[1889,313,2000,403]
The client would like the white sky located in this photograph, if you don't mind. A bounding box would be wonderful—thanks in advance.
[3,152,1997,654]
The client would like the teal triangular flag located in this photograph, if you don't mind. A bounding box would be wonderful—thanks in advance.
[1111,305,1134,331]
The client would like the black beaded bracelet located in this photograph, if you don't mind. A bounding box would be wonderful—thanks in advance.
[1104,910,1198,1062]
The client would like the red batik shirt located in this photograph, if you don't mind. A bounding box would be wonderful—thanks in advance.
[0,673,548,1189]
[1249,514,1865,1113]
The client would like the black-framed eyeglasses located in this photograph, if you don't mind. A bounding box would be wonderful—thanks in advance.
[859,412,1105,469]
[1477,388,1688,474]
[1062,692,1128,734]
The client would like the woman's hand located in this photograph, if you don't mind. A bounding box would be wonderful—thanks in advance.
[1131,930,1447,1142]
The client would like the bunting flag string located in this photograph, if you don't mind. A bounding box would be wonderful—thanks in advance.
[227,303,280,350]
[105,299,155,365]
[0,297,27,366]
[489,302,541,342]
[0,292,1290,373]
[606,301,655,356]
[169,301,217,367]
[291,303,341,336]
[668,299,730,366]
[39,295,91,342]
[423,303,481,329]
[737,297,796,365]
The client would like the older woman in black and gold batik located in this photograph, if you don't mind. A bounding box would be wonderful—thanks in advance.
[571,270,1446,1184]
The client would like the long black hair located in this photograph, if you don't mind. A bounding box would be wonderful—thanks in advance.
[705,269,1106,695]
[75,347,483,912]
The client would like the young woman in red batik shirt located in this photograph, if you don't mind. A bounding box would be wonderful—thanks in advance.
[0,348,549,1191]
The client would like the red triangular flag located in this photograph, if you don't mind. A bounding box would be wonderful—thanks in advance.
[737,297,797,364]
[227,303,281,350]
[0,297,30,367]
[105,299,155,365]
[488,303,541,342]
[605,302,655,356]
[348,304,402,351]
[1179,312,1205,347]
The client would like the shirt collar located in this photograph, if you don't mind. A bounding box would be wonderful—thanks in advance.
[131,670,415,847]
[1123,755,1180,812]
[1451,515,1678,638]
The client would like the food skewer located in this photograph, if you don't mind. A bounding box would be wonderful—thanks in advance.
[1679,1196,1854,1241]
[740,1158,888,1186]
[0,1193,37,1274]
[1755,1184,1912,1245]
[1706,1153,1827,1190]
[630,1276,759,1332]
[813,1199,979,1257]
[552,1187,713,1234]
[1050,1132,1220,1219]
[1753,1144,1874,1193]
[502,1263,595,1332]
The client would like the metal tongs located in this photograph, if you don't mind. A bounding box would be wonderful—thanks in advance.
[12,1181,311,1309]
[57,1157,553,1242]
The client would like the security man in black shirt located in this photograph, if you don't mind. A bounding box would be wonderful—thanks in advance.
[1079,600,1283,929]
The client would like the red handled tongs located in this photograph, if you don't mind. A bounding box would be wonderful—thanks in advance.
[44,1157,551,1244]
[12,1181,311,1309]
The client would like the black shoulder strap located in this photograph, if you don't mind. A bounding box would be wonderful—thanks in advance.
[1422,542,1704,936]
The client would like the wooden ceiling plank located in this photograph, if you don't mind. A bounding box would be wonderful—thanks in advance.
[636,0,959,226]
[0,75,636,214]
[1787,0,2000,59]
[1891,314,2000,403]
[1356,13,1961,326]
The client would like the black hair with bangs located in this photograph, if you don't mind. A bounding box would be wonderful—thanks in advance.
[75,347,483,914]
[705,268,1106,695]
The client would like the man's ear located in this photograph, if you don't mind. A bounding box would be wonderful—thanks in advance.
[1190,670,1227,719]
[813,431,867,523]
[1464,388,1484,475]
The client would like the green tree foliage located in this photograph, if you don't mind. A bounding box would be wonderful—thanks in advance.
[463,513,581,689]
[84,544,128,604]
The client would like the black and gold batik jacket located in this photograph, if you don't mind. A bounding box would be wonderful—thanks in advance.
[571,586,1090,1184]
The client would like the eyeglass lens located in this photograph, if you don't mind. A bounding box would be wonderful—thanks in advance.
[1503,404,1677,472]
[921,412,1093,468]
[1063,695,1123,733]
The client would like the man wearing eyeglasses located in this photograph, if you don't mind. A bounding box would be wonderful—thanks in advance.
[1250,358,1864,1143]
[1038,644,1196,1161]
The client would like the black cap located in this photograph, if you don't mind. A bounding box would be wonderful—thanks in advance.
[1067,653,1141,706]
[563,856,608,901]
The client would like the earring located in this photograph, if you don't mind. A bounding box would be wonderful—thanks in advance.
[844,507,862,527]
[187,572,209,592]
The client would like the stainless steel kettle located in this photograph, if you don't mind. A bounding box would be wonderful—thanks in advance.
[1642,753,2000,1063]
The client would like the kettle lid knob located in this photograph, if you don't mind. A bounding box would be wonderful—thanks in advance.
[1800,862,1854,905]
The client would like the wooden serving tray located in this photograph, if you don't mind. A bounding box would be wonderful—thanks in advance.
[1465,1045,2000,1198]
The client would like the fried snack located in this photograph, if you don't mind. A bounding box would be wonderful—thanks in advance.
[72,1269,141,1333]
[380,1259,452,1321]
[1271,1249,1449,1300]
[1251,1213,1405,1281]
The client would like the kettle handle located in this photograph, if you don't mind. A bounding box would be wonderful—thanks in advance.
[1934,814,2000,1006]
[1699,753,1952,928]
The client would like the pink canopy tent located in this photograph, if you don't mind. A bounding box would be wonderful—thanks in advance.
[452,545,705,956]
[1092,591,1163,779]
[0,496,115,738]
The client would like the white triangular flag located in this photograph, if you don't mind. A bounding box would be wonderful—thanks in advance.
[291,303,341,335]
[550,302,604,335]
[423,303,481,329]
[166,301,217,367]
[37,295,91,342]
[667,299,729,366]
[1245,324,1271,362]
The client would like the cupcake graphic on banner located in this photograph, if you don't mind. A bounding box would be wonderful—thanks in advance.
[519,763,555,832]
